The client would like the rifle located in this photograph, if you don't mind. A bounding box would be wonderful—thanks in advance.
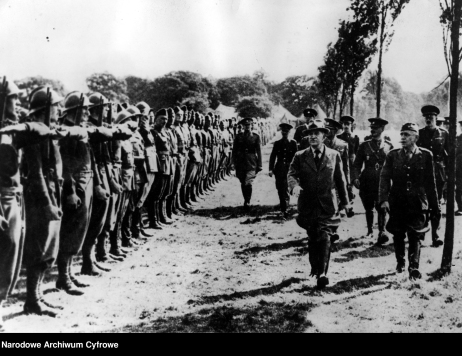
[0,77,8,144]
[43,88,52,160]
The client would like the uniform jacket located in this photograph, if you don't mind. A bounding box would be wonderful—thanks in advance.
[353,139,394,193]
[337,132,360,161]
[417,126,449,182]
[379,147,439,213]
[288,146,349,220]
[232,131,262,172]
[293,124,308,145]
[153,128,173,175]
[269,138,298,178]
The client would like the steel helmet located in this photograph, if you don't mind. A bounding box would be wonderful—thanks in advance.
[136,101,151,115]
[28,86,63,115]
[88,92,109,108]
[126,105,141,117]
[115,109,135,125]
[62,91,91,113]
[0,76,20,97]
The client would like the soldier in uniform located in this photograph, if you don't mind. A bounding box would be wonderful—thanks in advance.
[172,106,188,215]
[353,118,394,244]
[288,119,350,289]
[416,105,448,247]
[232,118,262,212]
[184,108,202,207]
[294,108,318,146]
[269,122,298,219]
[338,115,360,202]
[379,123,440,280]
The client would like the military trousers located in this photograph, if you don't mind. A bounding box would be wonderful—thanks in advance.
[185,160,199,186]
[59,171,94,255]
[393,232,422,271]
[0,191,23,300]
[275,173,289,213]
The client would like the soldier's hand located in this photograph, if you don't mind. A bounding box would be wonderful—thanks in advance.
[66,194,81,210]
[269,170,273,178]
[380,202,390,214]
[44,205,63,221]
[0,215,9,231]
[109,178,123,194]
[94,185,110,201]
[353,179,360,190]
[292,186,303,198]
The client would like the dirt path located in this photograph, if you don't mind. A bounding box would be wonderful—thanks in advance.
[3,136,462,333]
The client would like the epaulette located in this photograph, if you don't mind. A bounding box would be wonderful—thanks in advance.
[389,148,401,153]
[419,147,433,155]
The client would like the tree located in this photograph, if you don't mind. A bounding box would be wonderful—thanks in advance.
[181,92,210,113]
[439,0,462,275]
[273,75,318,117]
[86,72,128,103]
[235,95,273,119]
[349,0,411,117]
[125,75,151,105]
[14,76,67,109]
[217,76,267,106]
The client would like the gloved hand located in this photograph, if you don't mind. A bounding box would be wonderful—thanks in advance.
[0,215,9,231]
[44,204,63,221]
[292,186,303,198]
[94,185,110,201]
[66,194,81,210]
[381,201,390,214]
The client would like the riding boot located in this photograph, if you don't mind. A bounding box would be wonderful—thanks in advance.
[365,210,374,237]
[69,255,90,289]
[156,201,167,228]
[431,211,443,247]
[393,233,406,271]
[109,227,126,257]
[377,212,389,245]
[408,233,422,272]
[24,264,59,317]
[96,233,108,263]
[56,254,85,296]
[308,241,319,277]
[38,267,64,310]
[149,201,163,230]
[81,242,101,277]
[160,200,173,225]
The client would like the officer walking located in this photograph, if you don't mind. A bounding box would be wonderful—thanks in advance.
[294,108,318,146]
[379,123,440,280]
[417,105,448,247]
[232,118,262,212]
[269,122,297,219]
[338,115,360,202]
[353,118,394,244]
[288,119,350,289]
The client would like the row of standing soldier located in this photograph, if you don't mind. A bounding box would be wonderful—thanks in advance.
[273,104,459,288]
[0,76,277,330]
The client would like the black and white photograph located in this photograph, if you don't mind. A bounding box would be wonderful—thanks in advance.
[1,0,462,334]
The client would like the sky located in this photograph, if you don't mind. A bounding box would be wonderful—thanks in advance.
[0,0,449,94]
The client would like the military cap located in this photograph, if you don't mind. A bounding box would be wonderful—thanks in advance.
[155,108,168,119]
[62,91,91,113]
[305,119,329,134]
[88,92,109,108]
[173,106,184,114]
[436,117,446,123]
[303,108,318,118]
[126,105,141,117]
[324,118,343,130]
[115,109,135,125]
[28,86,63,115]
[340,115,355,123]
[136,101,151,115]
[239,118,253,125]
[421,105,440,116]
[279,123,293,131]
[368,118,388,126]
[401,123,419,133]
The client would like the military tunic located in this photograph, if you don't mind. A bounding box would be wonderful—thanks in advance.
[269,138,297,213]
[232,131,262,186]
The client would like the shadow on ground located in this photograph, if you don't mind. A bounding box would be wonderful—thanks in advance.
[235,238,309,256]
[333,244,395,263]
[191,205,282,221]
[107,302,315,333]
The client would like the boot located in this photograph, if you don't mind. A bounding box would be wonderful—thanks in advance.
[109,227,126,258]
[38,268,64,311]
[318,231,332,277]
[393,234,406,273]
[431,211,443,247]
[24,265,59,317]
[140,228,154,237]
[365,210,374,237]
[96,234,108,263]
[81,242,101,277]
[177,191,188,213]
[94,261,112,272]
[308,241,319,277]
[149,201,163,230]
[56,254,85,296]
[377,212,389,245]
[160,200,173,225]
[408,234,422,273]
[169,195,179,217]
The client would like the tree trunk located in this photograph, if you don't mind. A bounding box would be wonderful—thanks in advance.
[339,84,347,118]
[376,10,386,118]
[350,84,355,116]
[441,0,462,274]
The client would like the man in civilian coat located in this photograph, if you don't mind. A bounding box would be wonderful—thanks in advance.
[288,119,350,289]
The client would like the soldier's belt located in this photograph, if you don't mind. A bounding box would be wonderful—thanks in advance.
[365,163,383,171]
[72,170,94,177]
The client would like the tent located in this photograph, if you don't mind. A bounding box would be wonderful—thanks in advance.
[296,104,327,125]
[214,103,237,120]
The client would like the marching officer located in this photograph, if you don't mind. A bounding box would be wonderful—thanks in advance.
[338,115,360,202]
[288,119,350,289]
[417,105,448,247]
[353,118,394,244]
[294,108,318,146]
[232,118,262,212]
[269,122,298,219]
[379,123,439,280]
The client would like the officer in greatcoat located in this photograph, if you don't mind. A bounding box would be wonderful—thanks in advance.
[417,105,448,247]
[269,122,297,219]
[379,123,440,280]
[288,119,350,289]
[353,118,394,244]
[232,118,262,212]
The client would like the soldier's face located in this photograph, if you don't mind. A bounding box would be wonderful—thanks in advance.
[308,130,324,148]
[175,113,183,123]
[342,122,352,133]
[424,114,437,128]
[281,130,290,138]
[155,116,167,128]
[400,131,418,148]
[5,94,19,122]
[244,123,252,132]
[370,125,384,138]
